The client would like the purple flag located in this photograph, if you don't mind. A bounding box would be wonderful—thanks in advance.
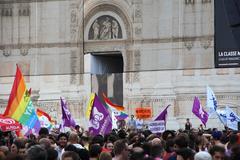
[192,97,209,126]
[61,97,76,128]
[89,94,112,136]
[154,105,170,121]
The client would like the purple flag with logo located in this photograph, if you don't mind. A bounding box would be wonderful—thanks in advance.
[192,96,209,126]
[89,94,112,136]
[61,97,76,128]
[154,104,170,121]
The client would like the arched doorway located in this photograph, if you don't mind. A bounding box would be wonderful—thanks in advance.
[89,51,124,105]
[84,4,132,106]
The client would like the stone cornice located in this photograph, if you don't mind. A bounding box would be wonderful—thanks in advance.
[0,35,213,50]
[0,0,67,4]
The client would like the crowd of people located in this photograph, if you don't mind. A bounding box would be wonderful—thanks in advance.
[0,117,239,160]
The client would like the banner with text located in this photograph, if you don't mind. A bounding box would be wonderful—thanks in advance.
[135,107,152,119]
[215,0,240,68]
[148,120,165,133]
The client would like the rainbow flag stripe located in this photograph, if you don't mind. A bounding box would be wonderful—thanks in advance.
[115,112,128,120]
[102,93,125,111]
[4,66,29,121]
[36,108,53,129]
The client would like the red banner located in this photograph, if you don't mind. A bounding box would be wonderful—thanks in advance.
[135,107,152,119]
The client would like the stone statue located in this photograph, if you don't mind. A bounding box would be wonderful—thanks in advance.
[100,17,111,40]
[92,19,100,40]
[112,20,119,39]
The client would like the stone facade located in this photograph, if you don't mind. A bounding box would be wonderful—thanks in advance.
[0,0,239,130]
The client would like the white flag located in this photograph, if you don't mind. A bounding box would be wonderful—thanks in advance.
[225,106,240,130]
[207,86,218,116]
[216,109,227,126]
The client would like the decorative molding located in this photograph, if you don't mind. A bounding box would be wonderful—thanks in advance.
[1,8,13,16]
[2,48,11,57]
[135,26,142,35]
[202,0,211,3]
[185,0,195,5]
[20,46,29,56]
[134,50,141,69]
[70,1,82,43]
[18,5,30,16]
[70,50,78,84]
[0,0,68,4]
[184,41,194,50]
[200,38,212,49]
[0,36,214,50]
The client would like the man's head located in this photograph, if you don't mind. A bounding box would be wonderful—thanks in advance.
[62,151,80,160]
[89,144,102,158]
[186,118,190,122]
[26,145,47,160]
[176,148,194,160]
[130,147,144,160]
[211,131,222,141]
[131,115,134,119]
[68,132,79,144]
[150,144,164,158]
[38,128,49,139]
[174,134,189,151]
[114,139,129,158]
[57,133,68,148]
[209,146,225,160]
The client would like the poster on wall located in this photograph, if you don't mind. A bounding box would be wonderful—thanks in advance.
[215,0,240,68]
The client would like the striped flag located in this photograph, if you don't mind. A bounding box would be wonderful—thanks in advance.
[36,108,53,129]
[102,93,124,111]
[3,66,41,136]
[4,65,30,119]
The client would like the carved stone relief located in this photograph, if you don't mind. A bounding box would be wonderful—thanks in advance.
[20,46,29,56]
[202,0,211,3]
[88,15,122,40]
[200,38,212,49]
[185,0,195,5]
[134,50,141,70]
[70,50,78,84]
[184,41,194,50]
[135,26,142,35]
[1,8,13,16]
[70,1,82,42]
[18,4,30,17]
[2,48,11,57]
[133,50,140,82]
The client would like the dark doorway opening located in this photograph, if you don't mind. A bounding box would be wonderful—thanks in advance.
[90,52,124,105]
[90,52,123,74]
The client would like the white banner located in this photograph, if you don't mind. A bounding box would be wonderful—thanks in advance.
[148,120,165,133]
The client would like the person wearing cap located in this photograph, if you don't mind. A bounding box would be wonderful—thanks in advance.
[211,131,224,147]
[194,151,212,160]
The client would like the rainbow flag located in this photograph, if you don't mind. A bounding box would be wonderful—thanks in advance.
[102,93,124,111]
[115,112,128,120]
[36,108,53,129]
[4,66,30,120]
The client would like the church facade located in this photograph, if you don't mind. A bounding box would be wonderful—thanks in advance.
[0,0,240,129]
